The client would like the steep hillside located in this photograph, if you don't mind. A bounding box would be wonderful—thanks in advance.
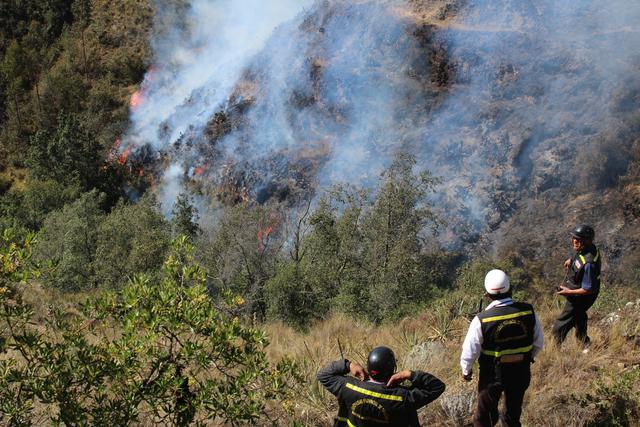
[118,0,640,282]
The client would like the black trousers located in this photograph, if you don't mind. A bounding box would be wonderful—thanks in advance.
[552,294,597,344]
[474,362,531,427]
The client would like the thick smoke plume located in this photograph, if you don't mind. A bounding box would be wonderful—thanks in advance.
[121,0,640,248]
[123,0,313,208]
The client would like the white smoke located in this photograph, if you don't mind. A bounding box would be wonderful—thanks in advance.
[123,0,313,211]
[122,0,640,245]
[161,163,185,217]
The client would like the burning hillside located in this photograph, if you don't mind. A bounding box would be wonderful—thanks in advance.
[117,0,640,274]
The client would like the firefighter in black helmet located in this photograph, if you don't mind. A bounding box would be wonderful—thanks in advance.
[317,346,445,426]
[553,224,601,348]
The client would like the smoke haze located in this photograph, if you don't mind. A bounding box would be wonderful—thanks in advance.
[122,0,640,248]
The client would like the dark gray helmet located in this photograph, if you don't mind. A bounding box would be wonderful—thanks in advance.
[572,224,595,240]
[367,346,396,382]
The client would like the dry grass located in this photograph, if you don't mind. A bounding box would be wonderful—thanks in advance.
[264,293,640,426]
[9,283,640,426]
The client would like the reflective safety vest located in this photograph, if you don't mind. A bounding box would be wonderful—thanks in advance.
[333,380,420,427]
[477,302,535,366]
[566,244,601,292]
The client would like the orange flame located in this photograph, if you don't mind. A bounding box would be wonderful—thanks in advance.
[256,226,273,242]
[118,146,132,165]
[193,164,209,176]
[130,90,144,110]
[257,215,281,251]
[128,66,157,111]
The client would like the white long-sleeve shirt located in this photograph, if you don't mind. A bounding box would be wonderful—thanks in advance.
[460,297,544,376]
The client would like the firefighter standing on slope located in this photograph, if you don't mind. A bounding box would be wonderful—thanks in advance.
[460,269,544,427]
[553,224,601,348]
[317,346,445,426]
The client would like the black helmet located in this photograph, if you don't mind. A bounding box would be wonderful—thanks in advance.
[367,346,396,382]
[572,224,595,241]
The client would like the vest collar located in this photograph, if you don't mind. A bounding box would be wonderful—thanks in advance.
[486,297,513,310]
[578,243,596,255]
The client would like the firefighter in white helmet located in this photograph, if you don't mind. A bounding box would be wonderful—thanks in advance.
[460,269,544,427]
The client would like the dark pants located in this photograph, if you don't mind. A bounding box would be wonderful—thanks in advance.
[474,362,531,427]
[552,294,597,345]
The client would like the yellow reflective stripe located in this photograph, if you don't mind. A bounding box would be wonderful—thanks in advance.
[337,416,349,423]
[345,383,403,402]
[481,345,533,357]
[579,250,599,264]
[347,420,356,427]
[481,310,533,323]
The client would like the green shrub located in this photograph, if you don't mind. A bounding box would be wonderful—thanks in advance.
[572,367,640,427]
[1,236,298,425]
[94,193,170,289]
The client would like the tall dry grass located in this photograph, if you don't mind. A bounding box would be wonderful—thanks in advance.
[264,292,640,426]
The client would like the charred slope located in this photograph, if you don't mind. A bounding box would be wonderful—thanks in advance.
[123,0,640,278]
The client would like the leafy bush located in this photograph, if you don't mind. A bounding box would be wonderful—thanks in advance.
[94,193,170,289]
[0,228,39,425]
[171,192,200,240]
[1,235,298,425]
[572,367,640,427]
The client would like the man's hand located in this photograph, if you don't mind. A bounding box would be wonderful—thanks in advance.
[564,258,572,269]
[386,370,412,386]
[557,285,570,296]
[463,371,473,382]
[348,361,368,381]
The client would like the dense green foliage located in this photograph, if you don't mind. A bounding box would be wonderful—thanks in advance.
[0,234,296,425]
[191,153,455,329]
[262,154,447,326]
[0,0,151,214]
[34,189,105,290]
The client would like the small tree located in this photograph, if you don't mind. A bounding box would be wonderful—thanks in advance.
[171,192,200,240]
[19,178,81,229]
[27,112,101,191]
[199,203,284,320]
[1,40,30,131]
[363,152,441,321]
[293,187,370,321]
[34,190,106,290]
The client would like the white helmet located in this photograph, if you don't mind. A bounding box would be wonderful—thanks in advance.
[484,269,510,295]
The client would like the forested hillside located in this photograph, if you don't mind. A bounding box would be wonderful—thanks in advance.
[1,0,639,425]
